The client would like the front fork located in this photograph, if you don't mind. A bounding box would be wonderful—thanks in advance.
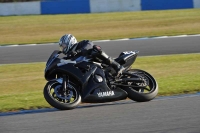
[62,74,69,96]
[62,75,74,102]
[51,75,69,92]
[50,76,74,102]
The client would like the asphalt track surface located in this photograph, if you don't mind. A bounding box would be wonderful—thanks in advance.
[1,94,200,133]
[0,35,200,133]
[0,35,200,64]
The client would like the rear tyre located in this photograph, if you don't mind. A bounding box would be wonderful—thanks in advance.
[122,69,158,102]
[43,81,81,110]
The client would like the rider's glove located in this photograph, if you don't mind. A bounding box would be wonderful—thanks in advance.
[68,49,89,57]
[68,49,82,57]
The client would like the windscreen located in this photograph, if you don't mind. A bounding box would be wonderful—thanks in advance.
[46,50,60,66]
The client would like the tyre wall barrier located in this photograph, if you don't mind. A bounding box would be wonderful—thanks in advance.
[0,0,200,16]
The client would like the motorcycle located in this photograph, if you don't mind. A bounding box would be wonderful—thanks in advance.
[43,50,158,110]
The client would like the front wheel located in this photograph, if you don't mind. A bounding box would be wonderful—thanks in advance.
[122,69,158,102]
[43,81,81,110]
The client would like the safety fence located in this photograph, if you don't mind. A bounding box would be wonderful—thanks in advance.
[0,0,200,16]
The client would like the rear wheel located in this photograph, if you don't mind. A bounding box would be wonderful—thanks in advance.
[43,81,81,110]
[122,69,158,102]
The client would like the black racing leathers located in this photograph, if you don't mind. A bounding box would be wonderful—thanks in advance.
[67,40,124,77]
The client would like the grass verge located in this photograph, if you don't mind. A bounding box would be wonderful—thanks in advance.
[0,53,200,112]
[0,9,200,45]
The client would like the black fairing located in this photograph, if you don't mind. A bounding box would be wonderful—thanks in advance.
[44,50,129,103]
[46,61,97,85]
[82,67,127,103]
[45,58,59,81]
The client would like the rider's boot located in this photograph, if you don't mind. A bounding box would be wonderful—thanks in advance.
[107,57,125,77]
[92,45,125,77]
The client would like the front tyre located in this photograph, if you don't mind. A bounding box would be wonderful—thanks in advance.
[43,81,81,110]
[123,69,158,102]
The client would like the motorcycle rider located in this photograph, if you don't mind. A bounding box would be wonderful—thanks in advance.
[58,34,125,77]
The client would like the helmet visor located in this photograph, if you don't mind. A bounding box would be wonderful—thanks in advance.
[59,43,68,54]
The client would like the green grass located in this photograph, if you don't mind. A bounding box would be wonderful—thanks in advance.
[0,8,200,112]
[0,53,200,112]
[0,9,200,45]
[134,54,200,95]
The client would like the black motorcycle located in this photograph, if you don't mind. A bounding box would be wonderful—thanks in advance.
[43,50,158,110]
